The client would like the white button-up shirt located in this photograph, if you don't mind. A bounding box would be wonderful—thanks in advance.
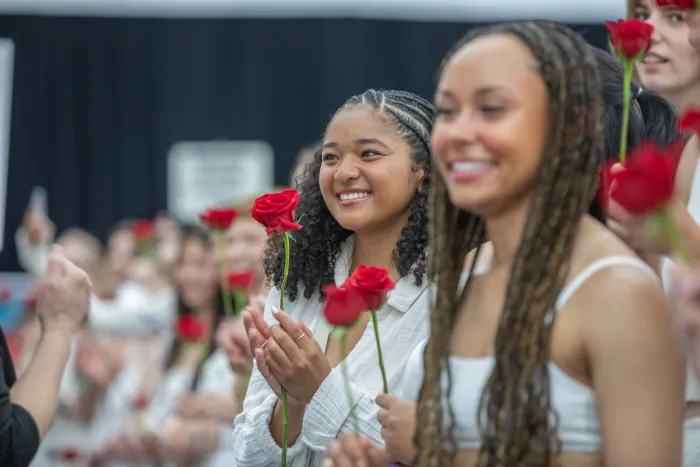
[232,236,431,466]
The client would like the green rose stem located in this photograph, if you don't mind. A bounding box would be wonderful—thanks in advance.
[619,60,634,165]
[370,309,389,393]
[650,208,691,263]
[332,327,359,433]
[278,232,292,467]
[233,290,247,315]
[215,231,235,317]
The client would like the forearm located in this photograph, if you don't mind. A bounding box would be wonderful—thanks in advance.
[10,329,72,437]
[270,399,305,447]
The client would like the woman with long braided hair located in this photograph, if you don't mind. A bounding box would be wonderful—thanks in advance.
[233,89,435,466]
[326,21,685,467]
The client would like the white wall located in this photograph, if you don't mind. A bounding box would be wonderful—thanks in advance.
[0,0,625,22]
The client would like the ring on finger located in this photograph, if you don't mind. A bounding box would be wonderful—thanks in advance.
[295,332,306,343]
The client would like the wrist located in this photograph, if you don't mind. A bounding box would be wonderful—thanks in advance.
[276,397,305,414]
[38,327,74,348]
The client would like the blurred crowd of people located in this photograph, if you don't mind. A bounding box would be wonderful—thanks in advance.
[7,143,317,467]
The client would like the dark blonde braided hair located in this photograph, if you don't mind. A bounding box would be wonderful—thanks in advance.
[416,21,604,467]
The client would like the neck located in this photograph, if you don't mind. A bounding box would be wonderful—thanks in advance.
[352,224,404,282]
[194,303,217,331]
[484,198,531,269]
[664,86,700,114]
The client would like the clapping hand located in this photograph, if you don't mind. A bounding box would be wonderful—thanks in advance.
[217,317,253,374]
[35,245,91,335]
[261,307,331,405]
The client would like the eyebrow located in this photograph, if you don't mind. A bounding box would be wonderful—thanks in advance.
[323,138,389,149]
[435,86,510,100]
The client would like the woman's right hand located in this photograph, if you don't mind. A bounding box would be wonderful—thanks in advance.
[325,434,389,467]
[241,307,305,406]
[376,394,417,465]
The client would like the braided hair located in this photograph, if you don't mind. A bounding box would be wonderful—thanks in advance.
[415,21,604,466]
[263,89,435,300]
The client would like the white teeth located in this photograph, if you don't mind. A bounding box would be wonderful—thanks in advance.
[452,161,492,172]
[644,56,666,63]
[339,192,371,201]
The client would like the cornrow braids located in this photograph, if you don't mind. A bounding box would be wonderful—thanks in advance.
[415,21,604,467]
[263,89,435,301]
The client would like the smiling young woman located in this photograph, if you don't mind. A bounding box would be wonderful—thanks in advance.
[232,89,436,467]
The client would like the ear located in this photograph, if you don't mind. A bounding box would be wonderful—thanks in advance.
[412,164,426,191]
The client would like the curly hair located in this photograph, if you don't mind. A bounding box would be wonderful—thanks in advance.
[415,21,604,466]
[264,89,435,301]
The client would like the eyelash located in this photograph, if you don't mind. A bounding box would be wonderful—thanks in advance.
[321,150,381,161]
[434,106,505,118]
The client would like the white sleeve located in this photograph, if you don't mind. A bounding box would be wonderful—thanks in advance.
[232,288,310,467]
[15,227,51,279]
[300,366,384,450]
[88,291,175,338]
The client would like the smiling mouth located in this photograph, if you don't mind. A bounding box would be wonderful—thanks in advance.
[336,192,372,205]
[642,56,668,64]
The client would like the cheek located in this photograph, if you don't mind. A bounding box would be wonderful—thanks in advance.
[318,168,335,200]
[430,127,451,177]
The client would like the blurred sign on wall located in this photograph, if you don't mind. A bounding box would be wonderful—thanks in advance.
[167,140,274,224]
[0,39,14,254]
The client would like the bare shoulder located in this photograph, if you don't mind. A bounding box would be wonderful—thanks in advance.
[567,218,670,341]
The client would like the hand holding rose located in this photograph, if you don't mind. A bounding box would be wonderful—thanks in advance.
[261,307,330,405]
[376,393,417,464]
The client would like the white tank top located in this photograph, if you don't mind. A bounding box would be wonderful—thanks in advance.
[401,255,655,452]
[661,159,700,402]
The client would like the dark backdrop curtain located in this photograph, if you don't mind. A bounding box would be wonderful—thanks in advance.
[0,16,607,271]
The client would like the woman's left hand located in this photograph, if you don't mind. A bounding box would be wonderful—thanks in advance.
[263,307,331,404]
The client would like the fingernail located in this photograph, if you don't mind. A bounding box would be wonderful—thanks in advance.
[271,307,279,314]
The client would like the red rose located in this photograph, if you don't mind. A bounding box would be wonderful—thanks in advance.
[603,142,676,215]
[346,266,395,310]
[176,315,206,341]
[132,394,149,410]
[679,108,700,137]
[606,20,654,61]
[322,285,367,327]
[0,287,11,302]
[656,0,696,8]
[227,271,254,291]
[132,219,154,241]
[60,448,80,460]
[200,207,239,230]
[250,189,303,236]
[24,291,37,312]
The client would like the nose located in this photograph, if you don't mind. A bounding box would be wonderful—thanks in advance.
[651,23,662,44]
[334,157,361,182]
[446,110,478,144]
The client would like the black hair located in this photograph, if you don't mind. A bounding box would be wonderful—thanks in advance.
[164,223,225,390]
[265,89,435,301]
[589,46,678,221]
